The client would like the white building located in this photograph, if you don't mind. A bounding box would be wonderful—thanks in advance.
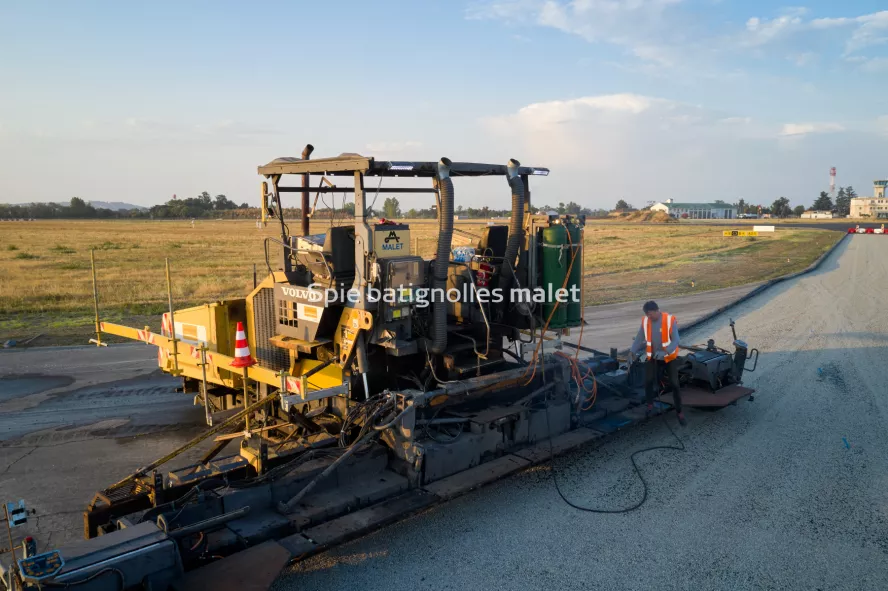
[850,180,888,218]
[650,199,737,219]
[801,211,833,219]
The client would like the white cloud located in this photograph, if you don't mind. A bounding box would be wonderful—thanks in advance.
[631,44,677,67]
[788,51,816,66]
[535,0,684,44]
[743,8,808,47]
[485,93,671,137]
[482,93,758,172]
[465,0,541,21]
[467,0,688,67]
[472,2,888,71]
[479,94,887,207]
[745,9,888,55]
[845,10,888,53]
[779,122,845,137]
[857,56,888,72]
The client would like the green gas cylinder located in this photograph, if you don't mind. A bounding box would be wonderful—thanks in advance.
[565,220,583,327]
[541,224,568,328]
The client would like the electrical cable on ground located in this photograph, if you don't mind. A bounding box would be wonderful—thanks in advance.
[544,371,686,514]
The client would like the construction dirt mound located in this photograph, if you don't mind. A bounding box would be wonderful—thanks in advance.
[623,210,678,223]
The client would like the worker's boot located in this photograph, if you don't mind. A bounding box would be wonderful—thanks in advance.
[676,412,687,427]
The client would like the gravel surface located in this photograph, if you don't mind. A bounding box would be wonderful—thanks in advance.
[275,236,888,591]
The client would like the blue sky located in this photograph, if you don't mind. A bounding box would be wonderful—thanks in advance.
[1,1,887,210]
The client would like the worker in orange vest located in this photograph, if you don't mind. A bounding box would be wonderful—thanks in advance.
[629,301,686,426]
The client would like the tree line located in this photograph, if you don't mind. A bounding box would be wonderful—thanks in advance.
[0,197,141,220]
[2,186,864,221]
[0,192,252,220]
[613,186,859,219]
[742,186,856,218]
[383,197,609,219]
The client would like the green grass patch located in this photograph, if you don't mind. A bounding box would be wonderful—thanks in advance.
[51,244,76,254]
[14,252,39,260]
[6,245,18,251]
[90,241,125,250]
[121,302,169,316]
[56,261,91,270]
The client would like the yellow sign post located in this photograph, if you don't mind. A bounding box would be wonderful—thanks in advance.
[723,230,759,237]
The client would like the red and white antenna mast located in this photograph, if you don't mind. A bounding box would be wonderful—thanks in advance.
[829,167,836,197]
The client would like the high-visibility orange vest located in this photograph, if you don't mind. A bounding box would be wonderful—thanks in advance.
[642,313,679,362]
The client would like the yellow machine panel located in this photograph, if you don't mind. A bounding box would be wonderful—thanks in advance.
[373,224,411,258]
[162,300,244,356]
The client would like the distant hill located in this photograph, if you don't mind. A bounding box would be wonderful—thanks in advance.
[87,201,148,211]
[7,200,147,211]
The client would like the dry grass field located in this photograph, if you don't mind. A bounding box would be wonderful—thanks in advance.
[0,219,840,345]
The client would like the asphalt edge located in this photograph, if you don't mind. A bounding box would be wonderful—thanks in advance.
[0,341,145,354]
[678,232,849,336]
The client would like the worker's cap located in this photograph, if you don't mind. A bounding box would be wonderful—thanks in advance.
[642,301,659,313]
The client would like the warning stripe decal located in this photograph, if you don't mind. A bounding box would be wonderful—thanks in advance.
[285,377,300,393]
[136,330,155,344]
[161,313,172,337]
[189,345,213,363]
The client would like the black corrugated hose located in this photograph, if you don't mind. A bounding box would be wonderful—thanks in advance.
[430,158,454,354]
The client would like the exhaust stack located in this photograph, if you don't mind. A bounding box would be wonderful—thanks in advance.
[499,159,526,296]
[430,157,454,355]
[300,144,314,236]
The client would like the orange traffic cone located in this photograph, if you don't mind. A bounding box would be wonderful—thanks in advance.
[229,321,255,368]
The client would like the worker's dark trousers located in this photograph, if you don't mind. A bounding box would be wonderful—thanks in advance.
[645,359,682,412]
